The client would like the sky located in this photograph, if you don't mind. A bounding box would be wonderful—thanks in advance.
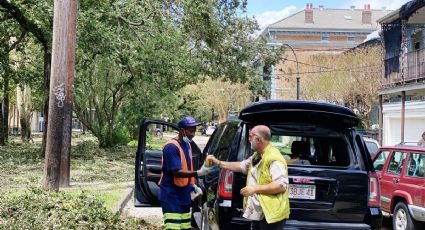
[246,0,411,30]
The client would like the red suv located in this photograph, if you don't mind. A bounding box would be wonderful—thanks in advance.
[372,146,425,229]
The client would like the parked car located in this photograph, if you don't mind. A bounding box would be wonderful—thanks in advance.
[134,101,382,229]
[205,125,216,136]
[372,146,425,230]
[364,137,380,155]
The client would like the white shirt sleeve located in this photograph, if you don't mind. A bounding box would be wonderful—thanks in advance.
[269,161,289,186]
[240,156,253,175]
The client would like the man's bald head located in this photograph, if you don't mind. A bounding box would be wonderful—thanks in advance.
[252,125,271,141]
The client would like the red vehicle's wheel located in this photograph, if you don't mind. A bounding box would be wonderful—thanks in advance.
[393,201,420,230]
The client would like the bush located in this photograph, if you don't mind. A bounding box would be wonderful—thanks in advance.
[0,144,42,174]
[127,140,138,147]
[72,140,101,160]
[0,187,158,229]
[96,124,131,148]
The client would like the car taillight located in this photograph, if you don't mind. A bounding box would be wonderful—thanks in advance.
[218,169,233,199]
[368,172,381,207]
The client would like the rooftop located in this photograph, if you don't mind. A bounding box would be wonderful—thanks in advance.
[267,7,392,31]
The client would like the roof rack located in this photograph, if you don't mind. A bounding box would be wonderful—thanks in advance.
[396,142,425,147]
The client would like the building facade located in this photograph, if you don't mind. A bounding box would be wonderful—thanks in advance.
[263,3,391,100]
[378,0,425,146]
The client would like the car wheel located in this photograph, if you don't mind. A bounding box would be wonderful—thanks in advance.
[393,201,420,230]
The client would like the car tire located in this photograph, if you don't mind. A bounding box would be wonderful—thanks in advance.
[393,201,421,230]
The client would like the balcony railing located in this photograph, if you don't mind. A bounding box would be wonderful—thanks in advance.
[383,48,425,87]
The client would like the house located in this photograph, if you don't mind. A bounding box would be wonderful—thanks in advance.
[263,3,391,100]
[378,0,425,146]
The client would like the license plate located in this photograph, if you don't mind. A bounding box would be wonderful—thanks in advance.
[288,184,316,200]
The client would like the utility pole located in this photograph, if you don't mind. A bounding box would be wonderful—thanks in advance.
[43,0,78,191]
[267,42,300,100]
[282,44,300,100]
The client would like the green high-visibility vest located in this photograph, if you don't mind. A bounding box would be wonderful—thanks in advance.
[245,144,290,223]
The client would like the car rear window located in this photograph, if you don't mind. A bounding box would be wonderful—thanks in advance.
[406,152,425,178]
[270,133,352,167]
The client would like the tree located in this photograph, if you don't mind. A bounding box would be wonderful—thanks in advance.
[302,46,382,128]
[0,10,27,145]
[2,0,282,149]
[16,85,33,141]
[0,0,52,153]
[180,79,253,122]
[73,0,281,147]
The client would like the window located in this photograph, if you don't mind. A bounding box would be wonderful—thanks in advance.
[387,151,406,175]
[373,150,390,171]
[321,35,330,41]
[207,122,238,161]
[145,123,179,150]
[406,153,425,178]
[348,36,355,42]
[269,134,351,167]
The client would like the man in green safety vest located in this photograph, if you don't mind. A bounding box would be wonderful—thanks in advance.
[207,125,289,230]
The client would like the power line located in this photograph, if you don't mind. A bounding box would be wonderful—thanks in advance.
[271,64,382,76]
[275,63,381,74]
[281,57,381,71]
[271,69,382,76]
[281,47,353,52]
[281,58,333,69]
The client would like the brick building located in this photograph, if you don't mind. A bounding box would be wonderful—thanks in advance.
[263,3,391,100]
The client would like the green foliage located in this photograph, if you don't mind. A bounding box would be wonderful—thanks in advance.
[303,46,382,129]
[2,0,283,148]
[98,124,131,148]
[0,143,42,172]
[179,79,253,122]
[72,140,102,160]
[0,141,136,187]
[0,187,156,229]
[127,140,138,147]
[70,141,135,183]
[146,135,169,151]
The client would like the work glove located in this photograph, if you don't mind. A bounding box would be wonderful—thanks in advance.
[196,162,219,177]
[190,184,203,201]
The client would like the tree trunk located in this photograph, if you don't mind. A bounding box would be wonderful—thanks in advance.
[41,50,51,157]
[3,70,10,141]
[59,103,72,187]
[0,102,4,145]
[20,117,31,141]
[43,0,78,191]
[17,86,32,142]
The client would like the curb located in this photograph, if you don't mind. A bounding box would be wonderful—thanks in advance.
[113,186,134,215]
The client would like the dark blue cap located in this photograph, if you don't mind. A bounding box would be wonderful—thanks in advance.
[178,116,202,128]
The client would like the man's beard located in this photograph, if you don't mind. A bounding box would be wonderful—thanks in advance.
[250,140,257,151]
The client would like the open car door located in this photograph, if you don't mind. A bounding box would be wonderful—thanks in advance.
[134,118,204,207]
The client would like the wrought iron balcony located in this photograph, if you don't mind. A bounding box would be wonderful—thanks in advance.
[383,48,425,87]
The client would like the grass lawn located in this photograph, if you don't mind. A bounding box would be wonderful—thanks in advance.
[62,183,132,212]
[0,135,136,212]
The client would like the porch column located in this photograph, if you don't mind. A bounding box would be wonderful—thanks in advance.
[378,95,383,146]
[401,91,406,143]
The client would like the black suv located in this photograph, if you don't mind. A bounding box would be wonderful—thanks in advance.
[134,100,382,229]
